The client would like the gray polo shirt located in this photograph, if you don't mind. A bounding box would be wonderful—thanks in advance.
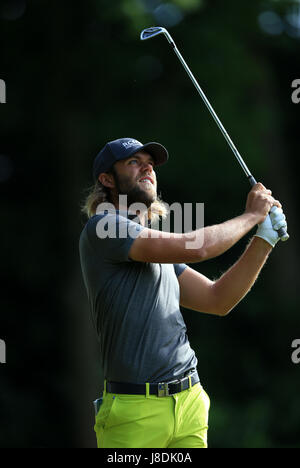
[79,211,198,383]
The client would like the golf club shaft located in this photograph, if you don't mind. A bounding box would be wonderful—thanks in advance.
[166,36,288,241]
[172,44,252,180]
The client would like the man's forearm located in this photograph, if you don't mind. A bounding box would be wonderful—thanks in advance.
[212,236,272,315]
[189,212,259,261]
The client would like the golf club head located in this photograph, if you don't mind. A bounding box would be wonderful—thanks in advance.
[140,27,166,40]
[140,27,174,45]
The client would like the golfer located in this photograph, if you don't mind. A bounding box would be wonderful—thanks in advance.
[79,137,287,448]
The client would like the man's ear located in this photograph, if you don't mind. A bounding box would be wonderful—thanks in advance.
[98,172,115,189]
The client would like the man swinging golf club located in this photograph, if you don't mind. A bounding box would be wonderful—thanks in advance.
[79,136,287,448]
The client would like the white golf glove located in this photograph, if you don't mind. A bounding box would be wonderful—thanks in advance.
[254,206,287,248]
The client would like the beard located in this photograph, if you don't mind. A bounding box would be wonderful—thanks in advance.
[111,167,157,209]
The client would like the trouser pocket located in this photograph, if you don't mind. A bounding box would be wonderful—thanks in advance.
[94,394,116,431]
[93,397,103,416]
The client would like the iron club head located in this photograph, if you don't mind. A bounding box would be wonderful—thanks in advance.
[140,27,174,45]
[140,27,166,40]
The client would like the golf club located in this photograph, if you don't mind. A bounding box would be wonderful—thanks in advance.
[140,27,289,241]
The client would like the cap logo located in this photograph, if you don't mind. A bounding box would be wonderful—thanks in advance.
[121,139,141,149]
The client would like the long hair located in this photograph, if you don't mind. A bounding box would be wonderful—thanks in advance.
[81,179,169,223]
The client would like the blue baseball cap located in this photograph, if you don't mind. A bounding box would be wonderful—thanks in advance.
[93,137,169,182]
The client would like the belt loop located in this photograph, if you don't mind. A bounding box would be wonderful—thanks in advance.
[103,379,107,396]
[188,375,192,391]
[146,382,150,399]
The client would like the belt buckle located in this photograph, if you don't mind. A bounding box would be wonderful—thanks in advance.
[158,382,170,397]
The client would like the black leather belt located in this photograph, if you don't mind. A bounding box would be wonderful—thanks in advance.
[106,371,200,397]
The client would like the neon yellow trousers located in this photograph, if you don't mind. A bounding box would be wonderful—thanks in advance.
[94,382,210,448]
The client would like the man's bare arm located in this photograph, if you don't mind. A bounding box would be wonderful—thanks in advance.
[129,212,259,264]
[129,183,280,264]
[178,236,272,316]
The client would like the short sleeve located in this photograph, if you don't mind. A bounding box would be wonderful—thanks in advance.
[173,263,188,277]
[86,213,145,263]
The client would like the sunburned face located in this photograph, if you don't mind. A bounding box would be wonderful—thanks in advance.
[111,151,157,208]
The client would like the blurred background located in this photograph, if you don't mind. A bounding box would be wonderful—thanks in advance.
[0,0,299,448]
